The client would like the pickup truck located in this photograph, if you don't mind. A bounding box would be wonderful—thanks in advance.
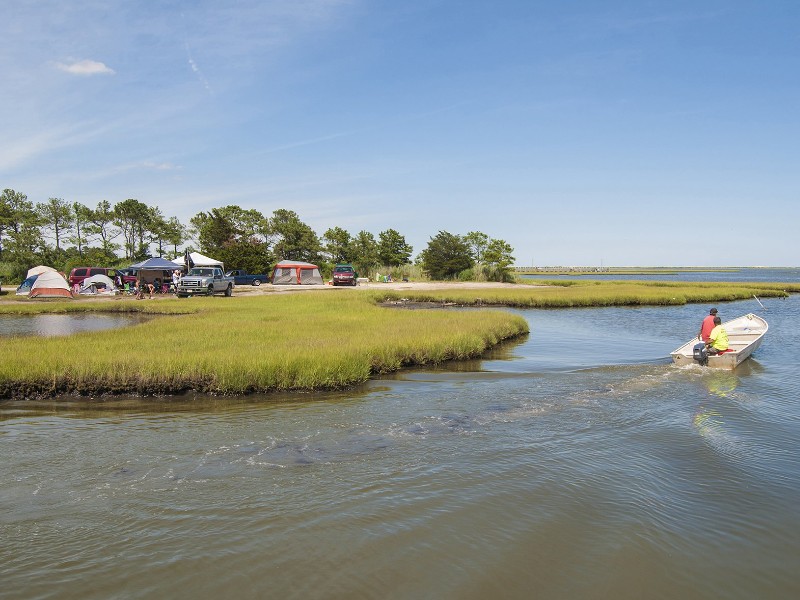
[225,269,269,286]
[177,267,234,297]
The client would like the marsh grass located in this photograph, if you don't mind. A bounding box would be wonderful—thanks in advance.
[0,294,528,399]
[376,280,798,307]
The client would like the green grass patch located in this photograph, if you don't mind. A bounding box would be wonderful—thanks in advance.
[374,280,798,308]
[0,294,528,400]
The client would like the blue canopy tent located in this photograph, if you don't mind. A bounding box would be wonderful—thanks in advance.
[130,257,182,290]
[130,257,183,270]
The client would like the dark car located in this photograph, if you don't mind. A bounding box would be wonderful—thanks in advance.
[225,269,268,286]
[332,264,358,286]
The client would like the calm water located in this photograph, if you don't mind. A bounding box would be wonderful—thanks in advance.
[521,267,800,283]
[0,313,154,337]
[2,288,799,598]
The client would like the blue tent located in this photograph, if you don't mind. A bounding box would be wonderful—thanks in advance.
[16,274,39,296]
[129,257,181,270]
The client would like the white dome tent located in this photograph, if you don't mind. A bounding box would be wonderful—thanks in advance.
[79,274,118,295]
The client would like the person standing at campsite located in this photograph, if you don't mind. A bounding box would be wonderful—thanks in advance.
[698,308,718,343]
[135,278,143,300]
[172,270,181,293]
[705,316,730,355]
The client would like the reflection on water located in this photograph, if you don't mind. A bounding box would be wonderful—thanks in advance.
[0,313,155,337]
[1,296,799,599]
[702,369,741,398]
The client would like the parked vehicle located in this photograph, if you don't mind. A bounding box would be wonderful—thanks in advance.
[332,264,358,286]
[68,267,135,288]
[176,267,234,297]
[225,269,268,286]
[117,268,139,281]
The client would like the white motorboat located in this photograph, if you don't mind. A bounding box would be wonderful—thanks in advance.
[671,313,768,369]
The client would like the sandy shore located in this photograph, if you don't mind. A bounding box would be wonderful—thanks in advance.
[238,280,521,295]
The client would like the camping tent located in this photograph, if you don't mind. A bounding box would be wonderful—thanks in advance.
[271,261,324,285]
[79,274,118,295]
[130,257,181,288]
[27,265,58,278]
[16,275,38,296]
[130,257,183,270]
[190,251,223,267]
[29,271,73,299]
[171,252,224,269]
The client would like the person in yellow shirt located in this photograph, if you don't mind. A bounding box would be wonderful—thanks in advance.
[705,316,729,355]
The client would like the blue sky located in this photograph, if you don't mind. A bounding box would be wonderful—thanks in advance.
[2,0,798,266]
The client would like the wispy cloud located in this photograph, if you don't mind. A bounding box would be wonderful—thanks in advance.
[0,130,64,170]
[0,121,108,170]
[183,41,213,93]
[142,161,181,171]
[59,160,184,182]
[112,160,183,174]
[53,59,115,76]
[601,9,725,32]
[261,132,354,154]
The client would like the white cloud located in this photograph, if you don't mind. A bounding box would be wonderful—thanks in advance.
[141,161,182,171]
[54,59,115,76]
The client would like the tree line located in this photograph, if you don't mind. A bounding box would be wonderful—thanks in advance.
[0,189,514,282]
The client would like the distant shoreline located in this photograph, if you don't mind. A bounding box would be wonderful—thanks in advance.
[512,266,799,275]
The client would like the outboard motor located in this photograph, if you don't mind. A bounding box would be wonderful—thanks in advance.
[693,342,708,366]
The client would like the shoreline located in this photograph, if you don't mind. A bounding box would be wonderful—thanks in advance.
[0,280,526,303]
[0,290,530,401]
[1,280,796,402]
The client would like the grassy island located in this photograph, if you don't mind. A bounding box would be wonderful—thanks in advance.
[1,279,796,400]
[0,293,528,400]
[375,279,799,307]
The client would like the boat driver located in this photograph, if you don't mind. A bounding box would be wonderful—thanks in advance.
[698,308,718,343]
[705,316,729,355]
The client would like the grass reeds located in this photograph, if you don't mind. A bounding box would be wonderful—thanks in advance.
[0,294,528,399]
[374,280,798,308]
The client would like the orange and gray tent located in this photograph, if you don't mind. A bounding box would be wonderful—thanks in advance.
[29,270,73,299]
[271,261,324,285]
